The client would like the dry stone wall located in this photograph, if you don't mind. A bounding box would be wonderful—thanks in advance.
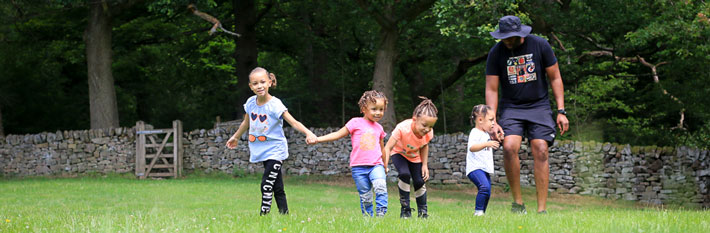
[1,125,708,208]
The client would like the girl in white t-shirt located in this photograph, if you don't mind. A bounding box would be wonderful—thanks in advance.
[466,104,500,216]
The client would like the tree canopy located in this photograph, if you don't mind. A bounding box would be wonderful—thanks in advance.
[2,0,709,148]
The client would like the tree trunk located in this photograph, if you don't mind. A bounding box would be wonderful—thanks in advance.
[233,0,259,119]
[373,28,399,131]
[86,1,119,129]
[0,104,4,137]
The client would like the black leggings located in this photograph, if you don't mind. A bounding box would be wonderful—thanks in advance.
[391,154,425,190]
[260,160,288,214]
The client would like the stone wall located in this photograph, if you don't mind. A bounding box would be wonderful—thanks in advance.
[0,128,135,176]
[1,125,708,208]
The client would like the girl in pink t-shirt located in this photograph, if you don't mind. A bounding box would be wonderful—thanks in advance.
[310,90,389,217]
[384,97,438,218]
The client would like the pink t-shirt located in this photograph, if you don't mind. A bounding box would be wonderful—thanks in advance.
[345,117,386,167]
[390,119,434,163]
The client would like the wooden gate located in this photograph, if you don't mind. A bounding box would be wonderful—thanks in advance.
[135,120,183,179]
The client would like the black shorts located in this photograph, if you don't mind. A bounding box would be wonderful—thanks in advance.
[498,106,556,145]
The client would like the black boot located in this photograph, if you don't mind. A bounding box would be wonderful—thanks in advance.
[416,193,428,218]
[400,202,413,218]
[417,205,428,218]
[399,188,413,218]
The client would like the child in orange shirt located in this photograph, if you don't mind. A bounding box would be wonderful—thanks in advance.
[384,97,438,218]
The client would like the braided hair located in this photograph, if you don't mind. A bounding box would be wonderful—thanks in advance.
[249,67,277,87]
[412,96,438,118]
[358,90,388,112]
[470,104,492,126]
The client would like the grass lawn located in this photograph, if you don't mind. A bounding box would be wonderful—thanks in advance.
[1,174,708,232]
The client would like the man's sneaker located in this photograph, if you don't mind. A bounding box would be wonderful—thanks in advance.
[474,210,485,216]
[511,202,527,214]
[537,210,547,214]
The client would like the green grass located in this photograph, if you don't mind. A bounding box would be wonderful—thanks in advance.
[1,174,708,232]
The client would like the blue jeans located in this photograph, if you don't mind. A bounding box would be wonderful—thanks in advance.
[351,165,388,216]
[467,169,491,212]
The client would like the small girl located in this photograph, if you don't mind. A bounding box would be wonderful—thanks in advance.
[466,104,500,216]
[384,97,438,218]
[226,67,317,216]
[309,90,389,217]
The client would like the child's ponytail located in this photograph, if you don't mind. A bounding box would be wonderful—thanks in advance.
[250,67,277,88]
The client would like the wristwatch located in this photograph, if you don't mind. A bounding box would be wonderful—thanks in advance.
[557,109,567,115]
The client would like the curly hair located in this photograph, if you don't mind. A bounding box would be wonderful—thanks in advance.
[358,90,388,112]
[249,67,277,87]
[412,96,438,118]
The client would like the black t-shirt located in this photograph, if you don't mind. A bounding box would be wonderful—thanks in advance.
[485,35,557,109]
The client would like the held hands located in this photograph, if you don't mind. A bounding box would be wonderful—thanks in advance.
[305,132,318,145]
[226,136,239,149]
[557,114,570,135]
[490,124,505,142]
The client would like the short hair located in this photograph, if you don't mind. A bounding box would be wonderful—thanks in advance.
[470,104,492,126]
[413,96,438,118]
[249,67,277,87]
[358,90,388,112]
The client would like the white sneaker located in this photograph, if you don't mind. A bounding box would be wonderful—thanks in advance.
[474,210,484,216]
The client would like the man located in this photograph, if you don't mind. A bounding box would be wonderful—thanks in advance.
[485,15,569,214]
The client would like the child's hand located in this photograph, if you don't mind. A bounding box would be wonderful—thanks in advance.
[421,165,429,182]
[226,137,239,149]
[385,165,389,173]
[488,140,500,150]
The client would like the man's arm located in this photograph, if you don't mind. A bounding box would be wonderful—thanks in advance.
[546,63,569,135]
[486,75,504,141]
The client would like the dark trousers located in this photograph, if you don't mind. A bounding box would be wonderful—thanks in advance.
[391,154,427,208]
[260,159,288,214]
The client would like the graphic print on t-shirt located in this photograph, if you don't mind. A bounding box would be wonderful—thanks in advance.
[249,111,269,135]
[506,54,536,85]
[359,130,376,151]
[403,144,424,158]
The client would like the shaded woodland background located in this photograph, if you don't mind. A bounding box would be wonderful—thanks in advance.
[1,0,709,148]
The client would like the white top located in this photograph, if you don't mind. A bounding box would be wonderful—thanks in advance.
[466,128,494,175]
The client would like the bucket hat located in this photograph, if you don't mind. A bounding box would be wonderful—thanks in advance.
[490,16,532,39]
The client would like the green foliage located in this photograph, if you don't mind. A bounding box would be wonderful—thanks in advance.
[2,0,709,148]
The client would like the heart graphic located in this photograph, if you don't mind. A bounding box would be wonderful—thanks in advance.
[258,114,268,122]
[250,113,258,121]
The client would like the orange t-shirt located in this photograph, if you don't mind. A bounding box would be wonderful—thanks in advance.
[390,119,434,163]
